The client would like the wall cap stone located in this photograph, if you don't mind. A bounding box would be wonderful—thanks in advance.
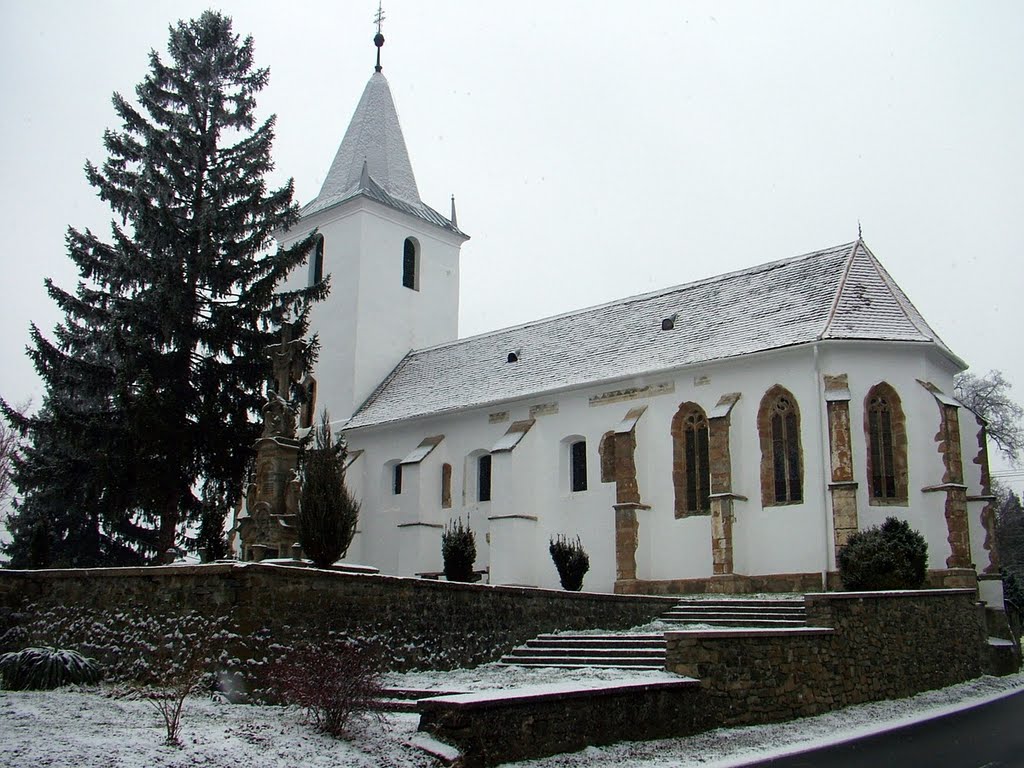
[666,627,834,640]
[418,677,699,711]
[805,588,976,601]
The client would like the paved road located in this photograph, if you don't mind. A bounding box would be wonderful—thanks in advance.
[742,690,1024,768]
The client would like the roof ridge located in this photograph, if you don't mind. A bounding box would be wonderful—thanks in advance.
[818,240,862,340]
[858,241,949,349]
[412,241,859,355]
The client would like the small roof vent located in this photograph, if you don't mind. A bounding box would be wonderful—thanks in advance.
[661,313,678,331]
[507,350,520,363]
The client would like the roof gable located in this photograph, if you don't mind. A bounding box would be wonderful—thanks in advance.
[346,241,954,430]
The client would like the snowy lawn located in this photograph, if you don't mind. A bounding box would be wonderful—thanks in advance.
[2,672,1023,767]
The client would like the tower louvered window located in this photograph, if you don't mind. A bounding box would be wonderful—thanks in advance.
[402,237,418,290]
[311,234,324,286]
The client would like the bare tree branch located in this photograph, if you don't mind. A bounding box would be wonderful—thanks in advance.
[954,370,1024,465]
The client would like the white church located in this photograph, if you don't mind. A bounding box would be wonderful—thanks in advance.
[276,35,1001,602]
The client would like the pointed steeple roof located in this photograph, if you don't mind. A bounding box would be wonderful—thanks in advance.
[300,72,465,237]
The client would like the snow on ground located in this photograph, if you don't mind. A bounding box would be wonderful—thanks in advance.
[2,673,1023,768]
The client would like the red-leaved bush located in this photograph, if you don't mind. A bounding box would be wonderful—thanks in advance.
[272,642,384,737]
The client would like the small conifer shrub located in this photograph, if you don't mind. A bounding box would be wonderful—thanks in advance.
[0,647,102,690]
[549,535,590,591]
[838,516,928,591]
[442,518,476,582]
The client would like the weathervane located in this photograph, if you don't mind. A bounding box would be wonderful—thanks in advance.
[374,2,386,73]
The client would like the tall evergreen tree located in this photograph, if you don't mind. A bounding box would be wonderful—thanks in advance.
[2,12,325,565]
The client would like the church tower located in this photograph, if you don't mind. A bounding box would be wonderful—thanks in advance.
[278,25,468,423]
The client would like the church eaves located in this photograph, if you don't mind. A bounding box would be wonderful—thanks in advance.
[301,72,464,236]
[346,241,960,431]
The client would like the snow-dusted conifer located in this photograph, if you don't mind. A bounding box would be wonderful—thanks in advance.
[1,12,325,564]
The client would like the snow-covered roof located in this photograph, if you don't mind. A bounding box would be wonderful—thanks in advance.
[301,71,464,237]
[346,241,956,430]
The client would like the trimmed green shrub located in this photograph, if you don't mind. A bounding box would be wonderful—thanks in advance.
[549,535,590,591]
[838,516,928,591]
[298,410,360,569]
[0,647,102,690]
[442,518,476,582]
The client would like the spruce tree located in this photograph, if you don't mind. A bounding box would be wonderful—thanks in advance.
[1,12,325,564]
[297,411,359,569]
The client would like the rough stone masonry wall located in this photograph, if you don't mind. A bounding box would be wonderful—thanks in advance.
[0,563,677,691]
[666,589,986,727]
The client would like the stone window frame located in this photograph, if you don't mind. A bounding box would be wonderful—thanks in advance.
[757,384,804,507]
[441,463,453,509]
[671,401,711,517]
[864,381,909,506]
[402,236,420,291]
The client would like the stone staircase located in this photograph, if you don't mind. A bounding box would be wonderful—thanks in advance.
[499,633,667,669]
[499,597,809,669]
[660,598,808,628]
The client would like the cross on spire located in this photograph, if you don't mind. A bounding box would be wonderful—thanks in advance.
[374,2,386,72]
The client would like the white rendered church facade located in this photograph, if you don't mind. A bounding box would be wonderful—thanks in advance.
[276,60,1002,603]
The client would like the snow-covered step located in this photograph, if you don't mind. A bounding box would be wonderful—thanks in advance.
[660,598,808,629]
[500,633,667,669]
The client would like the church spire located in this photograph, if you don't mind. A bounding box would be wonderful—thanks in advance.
[373,2,386,73]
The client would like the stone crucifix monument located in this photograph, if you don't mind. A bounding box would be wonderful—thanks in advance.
[234,320,316,562]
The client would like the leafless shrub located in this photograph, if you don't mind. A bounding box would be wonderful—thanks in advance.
[272,641,384,738]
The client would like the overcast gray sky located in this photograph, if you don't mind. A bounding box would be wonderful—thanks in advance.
[1,0,1021,491]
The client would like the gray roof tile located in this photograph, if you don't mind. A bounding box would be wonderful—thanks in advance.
[346,241,954,430]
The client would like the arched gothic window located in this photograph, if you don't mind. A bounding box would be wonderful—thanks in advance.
[758,385,803,506]
[310,234,325,286]
[865,382,908,504]
[402,237,419,290]
[672,403,711,517]
[477,454,492,502]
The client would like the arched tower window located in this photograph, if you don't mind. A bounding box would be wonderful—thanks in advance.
[310,234,325,286]
[865,382,908,504]
[672,403,710,517]
[758,385,803,506]
[402,237,419,291]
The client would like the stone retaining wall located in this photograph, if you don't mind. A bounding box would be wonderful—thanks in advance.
[417,679,706,768]
[0,562,677,689]
[666,589,987,726]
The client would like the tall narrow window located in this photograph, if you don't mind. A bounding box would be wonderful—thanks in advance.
[477,454,492,502]
[865,383,908,504]
[758,386,803,506]
[441,463,453,508]
[310,234,324,286]
[570,440,588,492]
[402,237,419,290]
[672,403,711,517]
[393,463,403,495]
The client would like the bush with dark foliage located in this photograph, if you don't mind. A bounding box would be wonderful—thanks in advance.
[838,516,928,591]
[0,647,102,690]
[442,518,476,582]
[549,535,590,591]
